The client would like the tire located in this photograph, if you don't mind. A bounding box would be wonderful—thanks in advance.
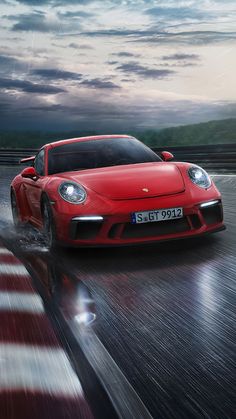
[10,189,22,228]
[41,196,57,249]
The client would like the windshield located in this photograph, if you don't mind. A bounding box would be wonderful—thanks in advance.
[48,137,162,175]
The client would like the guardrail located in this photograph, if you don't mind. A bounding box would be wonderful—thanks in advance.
[0,143,236,171]
[0,149,36,166]
[153,143,236,172]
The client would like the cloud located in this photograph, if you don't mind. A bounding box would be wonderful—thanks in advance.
[9,0,95,5]
[31,69,120,89]
[132,30,236,46]
[0,0,236,133]
[0,101,11,115]
[5,11,81,33]
[162,53,200,61]
[159,52,201,67]
[68,43,94,50]
[0,86,235,133]
[57,10,94,19]
[145,6,208,21]
[107,60,119,65]
[111,51,141,58]
[51,42,93,50]
[80,27,236,46]
[0,54,24,73]
[81,29,156,38]
[115,62,175,79]
[8,0,50,4]
[0,77,65,94]
[7,12,60,32]
[31,68,83,80]
[79,78,121,89]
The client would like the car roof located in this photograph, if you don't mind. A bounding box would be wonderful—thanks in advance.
[45,135,133,149]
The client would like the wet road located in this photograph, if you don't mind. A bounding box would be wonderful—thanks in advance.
[0,167,235,418]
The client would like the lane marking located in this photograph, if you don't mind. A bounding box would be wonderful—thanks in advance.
[0,264,30,276]
[0,276,33,292]
[0,344,83,397]
[0,312,60,346]
[0,291,44,314]
[0,248,12,255]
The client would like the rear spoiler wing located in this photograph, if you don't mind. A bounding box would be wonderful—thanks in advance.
[20,156,35,164]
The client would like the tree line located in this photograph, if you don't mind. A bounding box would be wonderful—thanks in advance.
[0,118,236,149]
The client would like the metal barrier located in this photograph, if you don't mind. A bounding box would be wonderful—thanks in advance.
[153,143,236,172]
[0,149,36,166]
[0,144,236,171]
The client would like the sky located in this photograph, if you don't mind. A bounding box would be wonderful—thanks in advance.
[0,0,236,132]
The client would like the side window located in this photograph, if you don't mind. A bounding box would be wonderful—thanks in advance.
[34,149,45,176]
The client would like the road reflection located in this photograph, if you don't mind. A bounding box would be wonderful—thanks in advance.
[19,250,96,327]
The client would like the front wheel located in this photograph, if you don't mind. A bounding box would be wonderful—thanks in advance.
[41,196,57,250]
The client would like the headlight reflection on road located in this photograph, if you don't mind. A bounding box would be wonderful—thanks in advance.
[74,312,97,326]
[74,286,96,327]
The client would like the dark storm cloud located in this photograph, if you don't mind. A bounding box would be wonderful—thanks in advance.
[0,89,129,131]
[0,77,65,93]
[31,68,83,80]
[80,78,121,89]
[162,53,200,61]
[116,62,175,79]
[1,85,235,132]
[0,101,11,115]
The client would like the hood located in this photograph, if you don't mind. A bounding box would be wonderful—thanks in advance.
[58,162,185,200]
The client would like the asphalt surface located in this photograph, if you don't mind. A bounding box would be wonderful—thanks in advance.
[0,167,235,419]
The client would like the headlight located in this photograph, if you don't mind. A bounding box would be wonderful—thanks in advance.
[188,166,211,189]
[58,182,87,204]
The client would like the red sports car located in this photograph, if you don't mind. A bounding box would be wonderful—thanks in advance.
[10,135,225,248]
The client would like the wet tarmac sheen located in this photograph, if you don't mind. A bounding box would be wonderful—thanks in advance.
[0,167,235,419]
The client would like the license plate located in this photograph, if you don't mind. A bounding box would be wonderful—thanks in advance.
[131,207,183,224]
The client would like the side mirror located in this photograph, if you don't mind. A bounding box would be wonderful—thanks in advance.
[160,151,174,161]
[21,167,38,180]
[20,156,35,165]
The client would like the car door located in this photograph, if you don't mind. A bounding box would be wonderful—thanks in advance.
[23,149,45,223]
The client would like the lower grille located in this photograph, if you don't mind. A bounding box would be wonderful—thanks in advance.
[108,223,122,239]
[189,214,202,229]
[201,204,223,225]
[70,221,103,240]
[121,217,190,239]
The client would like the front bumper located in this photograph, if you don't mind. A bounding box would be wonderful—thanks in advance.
[53,196,225,247]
